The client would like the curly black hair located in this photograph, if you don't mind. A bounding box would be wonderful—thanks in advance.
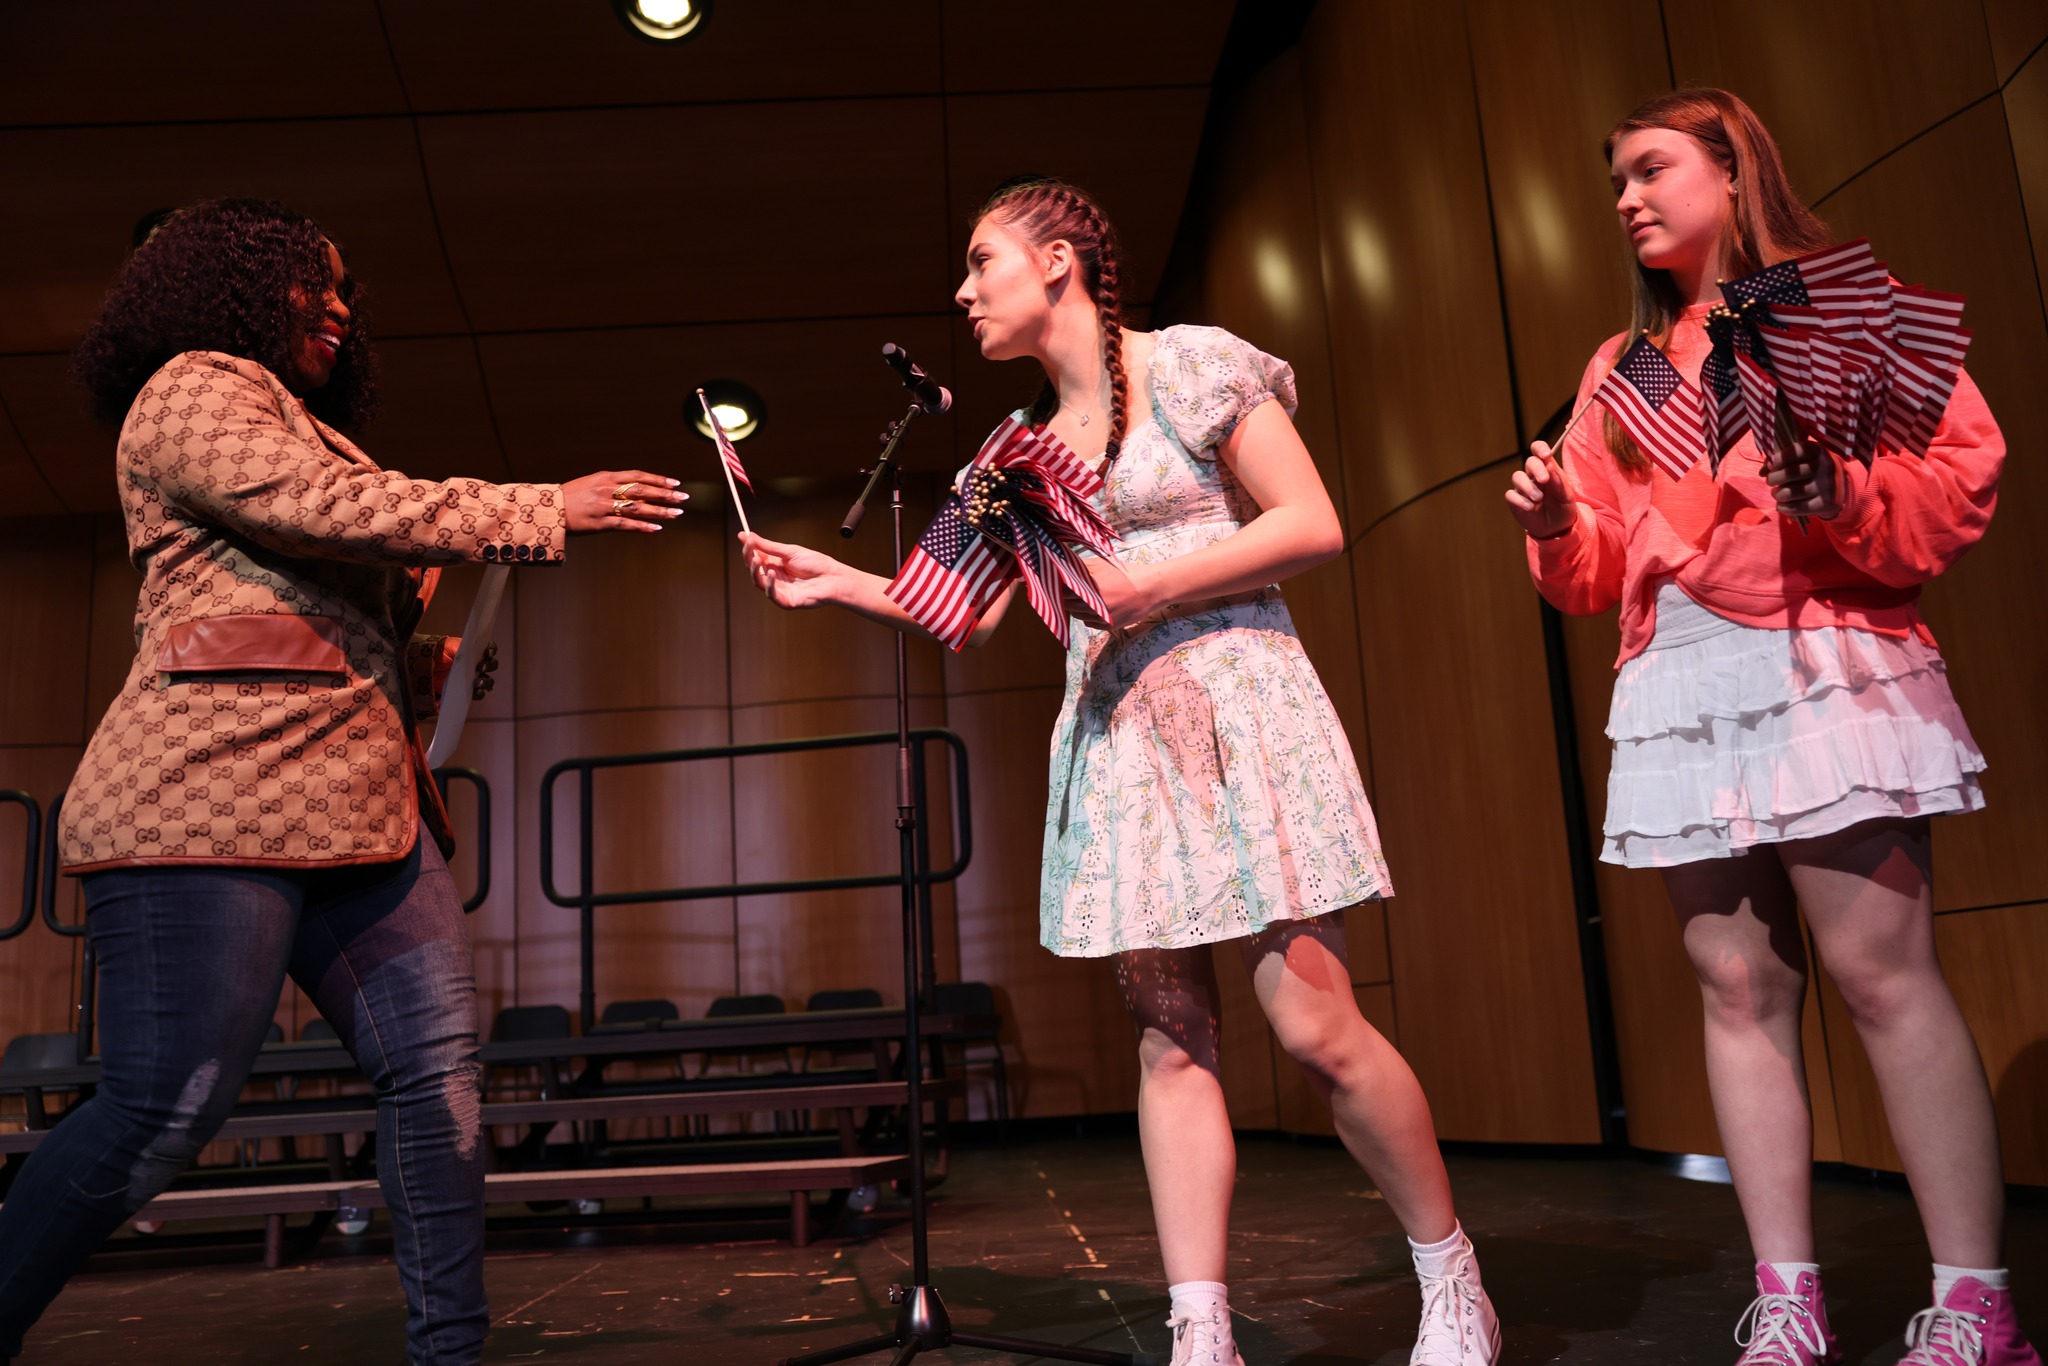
[74,197,376,430]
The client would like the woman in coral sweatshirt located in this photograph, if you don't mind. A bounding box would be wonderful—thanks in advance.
[1507,89,2035,1366]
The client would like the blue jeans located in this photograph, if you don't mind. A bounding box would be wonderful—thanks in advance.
[0,840,487,1364]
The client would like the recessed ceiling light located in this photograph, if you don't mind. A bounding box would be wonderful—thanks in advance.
[614,0,709,42]
[690,380,764,441]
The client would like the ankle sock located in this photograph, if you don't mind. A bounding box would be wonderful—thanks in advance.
[1409,1222,1475,1280]
[1934,1264,2009,1300]
[1168,1280,1230,1320]
[1766,1260,1821,1291]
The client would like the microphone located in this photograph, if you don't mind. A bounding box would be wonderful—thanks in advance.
[881,343,953,414]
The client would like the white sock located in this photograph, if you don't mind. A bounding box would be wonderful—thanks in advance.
[1766,1260,1821,1292]
[1168,1280,1230,1321]
[1409,1223,1476,1281]
[1934,1263,2009,1300]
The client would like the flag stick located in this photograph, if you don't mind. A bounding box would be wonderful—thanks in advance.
[697,388,751,536]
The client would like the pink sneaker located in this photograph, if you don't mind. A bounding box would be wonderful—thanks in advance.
[1900,1277,2043,1366]
[1734,1263,1840,1365]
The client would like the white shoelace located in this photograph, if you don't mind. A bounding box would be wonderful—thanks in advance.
[1165,1309,1238,1366]
[1901,1305,1987,1366]
[1412,1269,1489,1365]
[1734,1291,1830,1365]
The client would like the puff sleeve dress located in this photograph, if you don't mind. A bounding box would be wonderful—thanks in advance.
[1037,325,1391,956]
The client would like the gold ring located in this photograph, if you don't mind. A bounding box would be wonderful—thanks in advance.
[616,481,637,497]
[612,495,634,515]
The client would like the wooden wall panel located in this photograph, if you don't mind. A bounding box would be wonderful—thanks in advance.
[514,706,735,1020]
[1302,0,1520,533]
[0,357,107,513]
[83,515,141,729]
[2008,47,2048,319]
[1212,942,1280,1132]
[1985,0,2048,82]
[422,100,950,335]
[368,339,513,485]
[727,492,948,709]
[1820,99,2048,913]
[0,746,85,1051]
[729,695,955,1012]
[1817,904,2048,1186]
[516,508,730,719]
[947,684,1137,1119]
[0,117,469,355]
[1466,0,1672,437]
[1661,0,1997,199]
[1354,473,1601,1143]
[0,517,94,745]
[0,396,63,519]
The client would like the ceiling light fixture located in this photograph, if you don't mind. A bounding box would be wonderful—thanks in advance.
[613,0,709,42]
[690,380,764,442]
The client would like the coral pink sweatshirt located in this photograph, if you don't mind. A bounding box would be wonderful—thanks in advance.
[1527,302,2003,666]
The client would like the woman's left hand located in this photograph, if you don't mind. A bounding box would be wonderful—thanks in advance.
[1764,434,1841,520]
[1066,557,1161,631]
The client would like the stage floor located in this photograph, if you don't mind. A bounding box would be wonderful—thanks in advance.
[17,1134,2046,1363]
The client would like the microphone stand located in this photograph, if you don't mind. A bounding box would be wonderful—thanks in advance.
[786,409,1153,1366]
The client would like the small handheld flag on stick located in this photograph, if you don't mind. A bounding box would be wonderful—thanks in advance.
[1592,335,1709,481]
[697,388,753,535]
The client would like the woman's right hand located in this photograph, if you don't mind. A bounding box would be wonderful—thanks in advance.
[1504,440,1578,540]
[562,470,688,534]
[740,532,853,610]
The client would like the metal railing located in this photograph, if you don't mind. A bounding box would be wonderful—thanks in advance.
[540,728,972,1033]
[433,766,492,914]
[0,791,38,942]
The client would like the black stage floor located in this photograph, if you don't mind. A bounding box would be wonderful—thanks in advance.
[17,1134,2046,1363]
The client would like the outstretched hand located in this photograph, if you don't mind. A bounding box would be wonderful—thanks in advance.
[740,531,851,610]
[562,470,687,534]
[1504,441,1577,540]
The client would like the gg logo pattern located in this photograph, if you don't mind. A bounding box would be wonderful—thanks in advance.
[60,350,567,872]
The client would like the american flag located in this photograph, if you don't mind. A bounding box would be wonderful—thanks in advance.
[1701,308,1753,471]
[696,390,752,491]
[886,419,1120,650]
[1593,335,1708,480]
[886,498,1014,651]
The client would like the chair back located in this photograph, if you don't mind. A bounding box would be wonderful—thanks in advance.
[805,988,883,1013]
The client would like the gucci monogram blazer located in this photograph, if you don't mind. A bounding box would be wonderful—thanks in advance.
[61,350,566,872]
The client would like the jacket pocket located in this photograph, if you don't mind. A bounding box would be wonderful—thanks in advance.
[155,615,348,674]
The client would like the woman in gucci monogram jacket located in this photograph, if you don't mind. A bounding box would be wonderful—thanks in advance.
[0,199,684,1365]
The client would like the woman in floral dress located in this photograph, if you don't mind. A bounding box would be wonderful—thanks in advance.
[742,177,1497,1366]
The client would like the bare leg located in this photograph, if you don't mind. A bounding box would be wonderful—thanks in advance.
[1784,817,2003,1268]
[1113,946,1234,1286]
[1662,851,1816,1263]
[1240,915,1455,1244]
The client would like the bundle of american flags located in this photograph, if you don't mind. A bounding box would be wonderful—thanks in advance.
[885,416,1120,651]
[1591,239,1970,480]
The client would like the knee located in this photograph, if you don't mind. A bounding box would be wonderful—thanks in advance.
[1270,1013,1355,1088]
[1691,952,1805,1028]
[1826,956,1937,1033]
[124,1058,236,1199]
[1136,1026,1218,1082]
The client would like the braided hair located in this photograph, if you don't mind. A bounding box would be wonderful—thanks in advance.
[976,176,1129,460]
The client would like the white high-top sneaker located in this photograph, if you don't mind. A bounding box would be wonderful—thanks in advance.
[1411,1240,1501,1365]
[1165,1301,1244,1366]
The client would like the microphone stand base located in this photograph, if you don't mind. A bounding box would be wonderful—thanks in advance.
[777,1282,1158,1366]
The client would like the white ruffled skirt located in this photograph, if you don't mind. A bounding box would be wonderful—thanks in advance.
[1601,583,1986,867]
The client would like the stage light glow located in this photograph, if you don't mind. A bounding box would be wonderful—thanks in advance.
[614,0,709,42]
[689,380,765,441]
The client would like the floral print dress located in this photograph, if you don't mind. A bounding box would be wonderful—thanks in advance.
[1037,325,1391,957]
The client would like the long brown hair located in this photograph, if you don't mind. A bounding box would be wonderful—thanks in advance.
[1598,89,1831,472]
[976,176,1130,460]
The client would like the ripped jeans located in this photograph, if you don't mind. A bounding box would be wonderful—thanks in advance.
[0,840,486,1365]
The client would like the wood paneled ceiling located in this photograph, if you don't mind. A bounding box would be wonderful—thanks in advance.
[0,1,1234,515]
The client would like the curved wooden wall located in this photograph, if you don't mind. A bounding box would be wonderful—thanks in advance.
[1150,0,2048,1171]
